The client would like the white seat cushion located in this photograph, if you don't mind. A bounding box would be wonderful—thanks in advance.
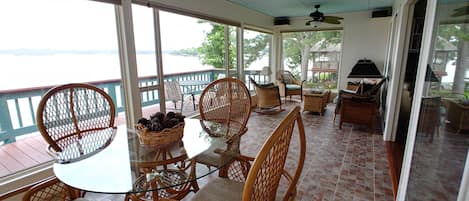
[191,178,244,201]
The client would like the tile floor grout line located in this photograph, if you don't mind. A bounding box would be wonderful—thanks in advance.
[332,125,353,201]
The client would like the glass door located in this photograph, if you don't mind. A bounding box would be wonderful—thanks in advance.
[400,0,469,200]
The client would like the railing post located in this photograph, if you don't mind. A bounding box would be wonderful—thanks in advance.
[106,84,119,116]
[0,96,15,143]
[210,70,215,82]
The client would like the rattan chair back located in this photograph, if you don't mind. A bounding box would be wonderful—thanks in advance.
[242,106,306,201]
[199,78,252,138]
[36,83,116,155]
[22,176,79,201]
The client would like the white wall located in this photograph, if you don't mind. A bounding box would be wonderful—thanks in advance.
[273,11,391,89]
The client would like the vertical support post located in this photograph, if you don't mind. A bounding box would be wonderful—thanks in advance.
[153,8,166,114]
[115,0,142,127]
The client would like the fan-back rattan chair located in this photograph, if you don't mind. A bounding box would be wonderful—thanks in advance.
[191,106,306,201]
[0,176,82,201]
[36,83,117,163]
[22,177,84,201]
[164,80,196,112]
[249,77,283,114]
[196,78,252,175]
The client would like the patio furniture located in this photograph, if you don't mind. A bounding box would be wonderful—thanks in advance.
[164,80,195,112]
[445,98,469,134]
[12,176,82,201]
[196,77,252,176]
[303,90,330,115]
[335,78,386,133]
[276,70,305,101]
[178,80,211,110]
[417,96,441,141]
[249,77,283,114]
[52,119,236,199]
[125,143,198,201]
[191,106,306,201]
[36,83,117,163]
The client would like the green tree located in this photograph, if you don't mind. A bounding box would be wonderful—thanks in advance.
[197,22,269,69]
[197,24,233,68]
[437,23,469,96]
[243,34,270,68]
[283,31,342,81]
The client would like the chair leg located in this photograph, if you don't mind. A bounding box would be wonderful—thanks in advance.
[180,98,184,113]
[191,93,196,111]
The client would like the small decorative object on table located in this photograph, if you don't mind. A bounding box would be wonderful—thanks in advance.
[135,111,185,146]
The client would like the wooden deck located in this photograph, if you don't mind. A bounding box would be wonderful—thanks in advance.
[0,134,52,177]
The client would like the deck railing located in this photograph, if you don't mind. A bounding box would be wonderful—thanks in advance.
[0,69,265,144]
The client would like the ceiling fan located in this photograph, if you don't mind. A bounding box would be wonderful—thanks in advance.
[306,4,344,27]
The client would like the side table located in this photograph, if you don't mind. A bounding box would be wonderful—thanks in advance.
[303,91,330,115]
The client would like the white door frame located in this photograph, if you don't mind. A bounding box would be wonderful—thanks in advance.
[396,0,438,200]
[383,0,415,141]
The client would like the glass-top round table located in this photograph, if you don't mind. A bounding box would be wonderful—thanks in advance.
[53,118,232,194]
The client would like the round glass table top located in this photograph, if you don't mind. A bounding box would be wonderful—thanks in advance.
[53,118,232,194]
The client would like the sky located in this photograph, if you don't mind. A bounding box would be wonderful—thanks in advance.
[0,0,209,51]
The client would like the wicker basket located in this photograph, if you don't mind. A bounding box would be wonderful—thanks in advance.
[135,122,184,146]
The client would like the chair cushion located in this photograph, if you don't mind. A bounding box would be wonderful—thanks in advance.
[194,137,233,167]
[191,178,244,201]
[286,84,301,90]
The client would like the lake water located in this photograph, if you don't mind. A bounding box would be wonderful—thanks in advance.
[1,53,266,91]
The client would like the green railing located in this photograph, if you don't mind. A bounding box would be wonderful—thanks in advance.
[0,69,264,144]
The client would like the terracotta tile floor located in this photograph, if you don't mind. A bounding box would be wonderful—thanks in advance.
[181,101,394,201]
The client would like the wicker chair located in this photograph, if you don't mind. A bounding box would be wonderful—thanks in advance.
[191,106,306,201]
[164,80,195,112]
[0,176,82,201]
[249,77,283,114]
[125,147,199,201]
[36,83,117,163]
[22,177,84,201]
[276,70,305,101]
[196,78,252,175]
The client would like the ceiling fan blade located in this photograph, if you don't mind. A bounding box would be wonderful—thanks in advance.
[323,17,341,25]
[306,20,313,25]
[324,16,344,21]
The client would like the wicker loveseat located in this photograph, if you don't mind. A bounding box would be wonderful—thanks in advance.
[335,78,386,133]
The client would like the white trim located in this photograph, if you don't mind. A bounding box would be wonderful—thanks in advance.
[152,8,166,114]
[224,26,230,76]
[457,149,469,201]
[115,1,142,127]
[237,25,244,80]
[0,162,53,194]
[383,1,413,141]
[396,0,438,200]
